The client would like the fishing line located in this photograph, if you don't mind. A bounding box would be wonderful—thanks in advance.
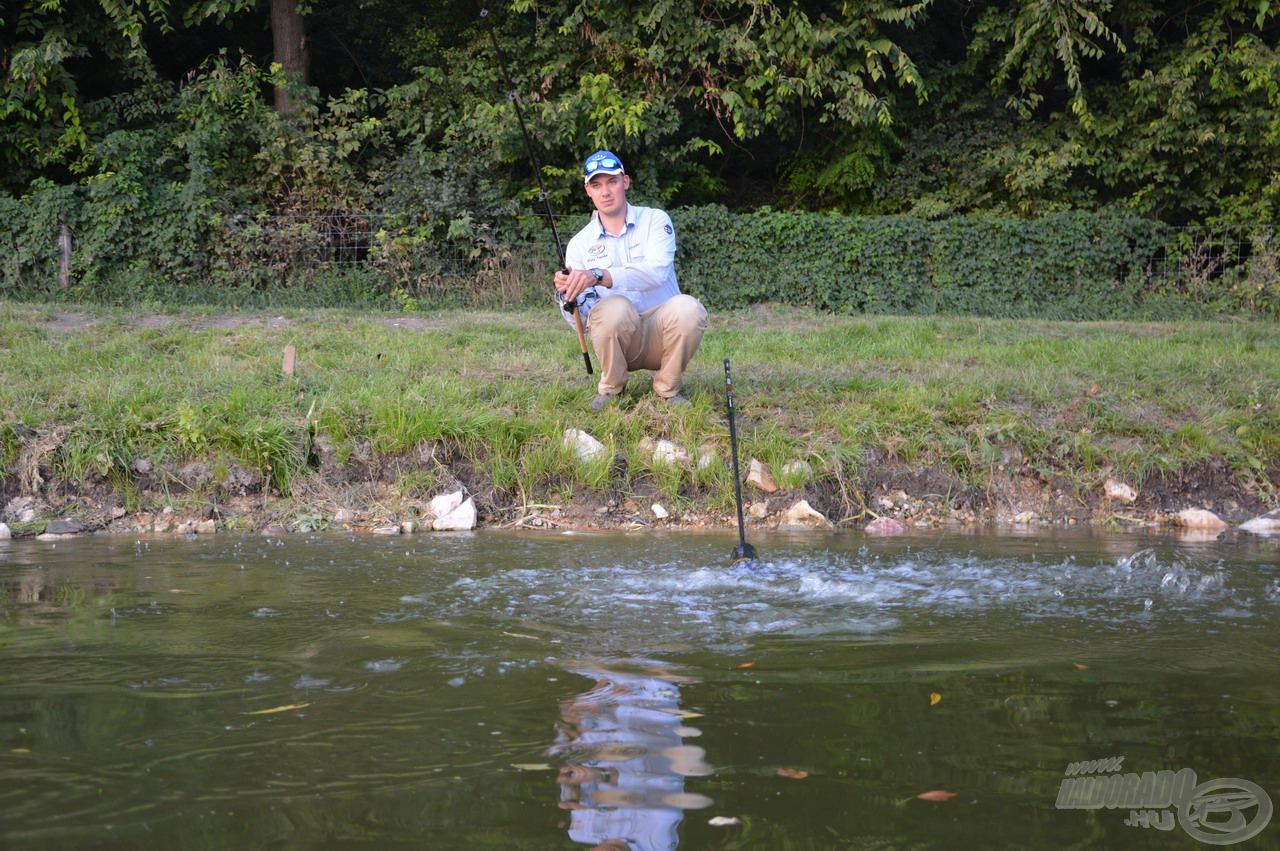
[724,359,757,565]
[479,3,593,375]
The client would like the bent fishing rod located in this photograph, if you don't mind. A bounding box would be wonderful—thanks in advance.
[479,3,592,375]
[725,359,757,565]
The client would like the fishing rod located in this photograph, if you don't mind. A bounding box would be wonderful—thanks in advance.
[724,359,757,565]
[479,3,592,376]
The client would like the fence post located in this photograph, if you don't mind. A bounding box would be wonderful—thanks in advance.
[58,224,72,289]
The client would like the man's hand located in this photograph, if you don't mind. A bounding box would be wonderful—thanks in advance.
[555,267,608,304]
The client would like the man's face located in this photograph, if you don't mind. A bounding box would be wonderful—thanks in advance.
[585,173,630,216]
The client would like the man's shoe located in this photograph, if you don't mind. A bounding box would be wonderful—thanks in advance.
[589,393,615,413]
[663,393,692,408]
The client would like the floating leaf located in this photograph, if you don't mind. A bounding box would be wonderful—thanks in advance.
[12,748,30,754]
[657,708,704,719]
[501,631,539,640]
[929,692,942,706]
[917,790,957,801]
[736,662,756,669]
[777,768,809,779]
[1074,663,1090,671]
[243,702,311,715]
[511,763,553,771]
[708,816,741,827]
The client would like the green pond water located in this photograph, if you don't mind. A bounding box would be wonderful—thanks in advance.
[1,528,1278,850]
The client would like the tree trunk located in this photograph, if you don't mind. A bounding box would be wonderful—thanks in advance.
[270,0,310,115]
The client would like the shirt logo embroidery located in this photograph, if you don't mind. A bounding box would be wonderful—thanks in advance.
[587,244,608,258]
[664,224,673,234]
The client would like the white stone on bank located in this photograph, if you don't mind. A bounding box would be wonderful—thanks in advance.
[777,500,833,530]
[564,428,609,463]
[1104,478,1138,503]
[430,490,465,518]
[747,459,777,493]
[639,436,689,465]
[781,460,814,485]
[1174,508,1228,529]
[1240,509,1280,535]
[433,496,477,531]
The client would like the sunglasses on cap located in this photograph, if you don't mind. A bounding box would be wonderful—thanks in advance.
[584,154,624,177]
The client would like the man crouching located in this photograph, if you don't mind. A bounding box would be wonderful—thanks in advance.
[554,150,708,412]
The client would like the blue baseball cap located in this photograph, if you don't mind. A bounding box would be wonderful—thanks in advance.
[584,150,625,183]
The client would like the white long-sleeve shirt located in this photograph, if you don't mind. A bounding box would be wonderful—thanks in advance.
[560,204,682,326]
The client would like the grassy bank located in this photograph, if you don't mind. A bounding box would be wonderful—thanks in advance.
[1,300,1277,534]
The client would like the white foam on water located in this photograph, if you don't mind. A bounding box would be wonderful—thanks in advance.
[390,542,1275,648]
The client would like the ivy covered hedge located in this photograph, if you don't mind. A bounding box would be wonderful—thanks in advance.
[2,185,1276,318]
[673,207,1273,319]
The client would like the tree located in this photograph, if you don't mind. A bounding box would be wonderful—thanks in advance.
[958,0,1280,222]
[269,0,309,114]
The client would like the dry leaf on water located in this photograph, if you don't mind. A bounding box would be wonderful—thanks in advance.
[244,703,311,715]
[929,692,941,706]
[1074,663,1090,671]
[916,790,957,802]
[737,662,756,669]
[776,768,809,779]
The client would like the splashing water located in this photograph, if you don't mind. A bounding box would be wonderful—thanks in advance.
[392,536,1278,650]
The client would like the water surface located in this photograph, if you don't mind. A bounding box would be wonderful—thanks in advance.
[2,529,1278,848]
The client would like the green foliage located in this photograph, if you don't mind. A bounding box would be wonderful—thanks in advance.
[6,0,1280,313]
[957,0,1280,224]
[674,206,1257,318]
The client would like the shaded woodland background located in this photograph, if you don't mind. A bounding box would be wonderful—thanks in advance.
[3,1,1279,313]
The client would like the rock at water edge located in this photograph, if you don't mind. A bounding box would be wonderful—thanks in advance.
[865,517,907,536]
[1240,509,1280,535]
[777,500,833,530]
[433,498,477,531]
[430,490,466,518]
[1174,508,1227,529]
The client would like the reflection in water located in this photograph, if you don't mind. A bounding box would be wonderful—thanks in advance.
[549,661,713,851]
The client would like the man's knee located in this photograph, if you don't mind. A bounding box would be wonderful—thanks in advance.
[664,294,708,334]
[588,294,638,335]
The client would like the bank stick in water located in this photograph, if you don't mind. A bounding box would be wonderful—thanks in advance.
[725,359,757,565]
[479,4,592,376]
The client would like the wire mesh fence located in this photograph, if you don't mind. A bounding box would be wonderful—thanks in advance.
[26,210,1280,312]
[207,215,1280,314]
[1143,226,1279,296]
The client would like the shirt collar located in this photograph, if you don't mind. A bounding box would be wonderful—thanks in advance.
[593,203,636,237]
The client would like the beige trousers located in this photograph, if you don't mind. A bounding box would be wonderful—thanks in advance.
[586,294,708,397]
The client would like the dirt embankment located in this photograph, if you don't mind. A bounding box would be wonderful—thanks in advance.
[1,439,1271,541]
